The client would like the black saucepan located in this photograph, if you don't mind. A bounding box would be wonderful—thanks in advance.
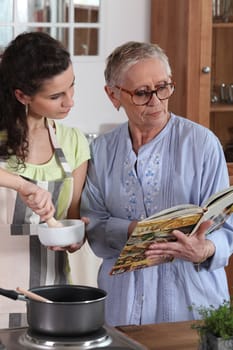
[0,285,107,336]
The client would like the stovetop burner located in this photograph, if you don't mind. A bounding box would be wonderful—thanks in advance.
[0,325,147,350]
[19,327,112,349]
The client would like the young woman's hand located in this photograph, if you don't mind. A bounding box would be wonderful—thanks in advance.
[18,178,55,221]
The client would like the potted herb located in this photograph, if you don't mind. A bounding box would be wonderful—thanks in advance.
[190,299,233,350]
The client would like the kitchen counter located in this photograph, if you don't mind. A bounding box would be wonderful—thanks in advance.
[117,320,200,350]
[0,313,200,349]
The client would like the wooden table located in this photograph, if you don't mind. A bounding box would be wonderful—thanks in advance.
[117,320,200,350]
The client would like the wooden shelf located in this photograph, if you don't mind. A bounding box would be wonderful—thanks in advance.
[211,104,233,112]
[213,22,233,28]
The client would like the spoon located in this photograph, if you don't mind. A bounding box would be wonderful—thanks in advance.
[46,217,64,228]
[16,287,52,303]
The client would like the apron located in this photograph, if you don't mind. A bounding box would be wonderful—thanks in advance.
[0,121,73,328]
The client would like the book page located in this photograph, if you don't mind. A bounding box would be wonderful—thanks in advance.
[203,185,233,208]
[190,193,233,235]
[143,204,199,221]
[110,211,203,275]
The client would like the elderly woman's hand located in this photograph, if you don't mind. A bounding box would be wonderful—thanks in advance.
[48,240,85,253]
[145,220,215,265]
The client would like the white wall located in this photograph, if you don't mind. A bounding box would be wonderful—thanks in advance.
[68,0,150,286]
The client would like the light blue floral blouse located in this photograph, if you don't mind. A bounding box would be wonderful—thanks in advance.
[81,113,233,326]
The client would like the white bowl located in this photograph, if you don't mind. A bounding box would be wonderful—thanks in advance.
[37,219,85,247]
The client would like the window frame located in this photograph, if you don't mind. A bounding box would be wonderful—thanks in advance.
[0,0,104,61]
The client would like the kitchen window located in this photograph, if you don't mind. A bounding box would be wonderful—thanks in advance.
[0,0,102,58]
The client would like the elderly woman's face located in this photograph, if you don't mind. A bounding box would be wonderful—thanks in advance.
[118,58,171,128]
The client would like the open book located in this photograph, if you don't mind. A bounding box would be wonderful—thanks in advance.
[110,186,233,275]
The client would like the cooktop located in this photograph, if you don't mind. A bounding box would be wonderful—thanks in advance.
[0,325,148,350]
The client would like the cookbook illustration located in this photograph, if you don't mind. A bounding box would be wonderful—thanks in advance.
[110,186,233,275]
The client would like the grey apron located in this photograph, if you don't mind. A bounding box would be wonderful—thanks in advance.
[0,121,73,327]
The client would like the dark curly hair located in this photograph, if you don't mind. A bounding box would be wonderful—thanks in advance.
[0,31,71,168]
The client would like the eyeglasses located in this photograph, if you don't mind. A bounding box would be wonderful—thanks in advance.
[115,82,175,106]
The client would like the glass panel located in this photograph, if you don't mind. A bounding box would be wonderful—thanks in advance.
[0,0,13,53]
[55,27,69,49]
[56,0,69,23]
[74,27,98,55]
[44,0,68,23]
[0,0,13,22]
[0,27,13,54]
[15,0,68,23]
[24,26,69,50]
[74,0,100,23]
[0,0,101,57]
[27,0,52,22]
[15,0,27,22]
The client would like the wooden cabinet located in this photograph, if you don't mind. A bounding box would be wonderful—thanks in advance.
[151,0,212,126]
[151,0,233,181]
[150,0,233,294]
[211,21,233,164]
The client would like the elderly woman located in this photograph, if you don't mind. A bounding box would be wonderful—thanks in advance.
[81,41,233,326]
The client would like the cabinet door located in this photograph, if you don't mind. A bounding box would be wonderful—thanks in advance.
[151,0,212,127]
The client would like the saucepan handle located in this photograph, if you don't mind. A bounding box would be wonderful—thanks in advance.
[0,287,27,301]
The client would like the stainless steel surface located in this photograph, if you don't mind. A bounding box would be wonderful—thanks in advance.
[202,66,211,74]
[228,84,233,103]
[19,327,112,349]
[219,83,233,104]
[220,83,227,102]
[0,325,147,350]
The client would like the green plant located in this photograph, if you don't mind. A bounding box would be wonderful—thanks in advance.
[190,299,233,340]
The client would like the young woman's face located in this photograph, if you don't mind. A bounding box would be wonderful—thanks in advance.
[27,63,75,120]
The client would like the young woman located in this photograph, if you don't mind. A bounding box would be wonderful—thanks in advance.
[0,32,90,327]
